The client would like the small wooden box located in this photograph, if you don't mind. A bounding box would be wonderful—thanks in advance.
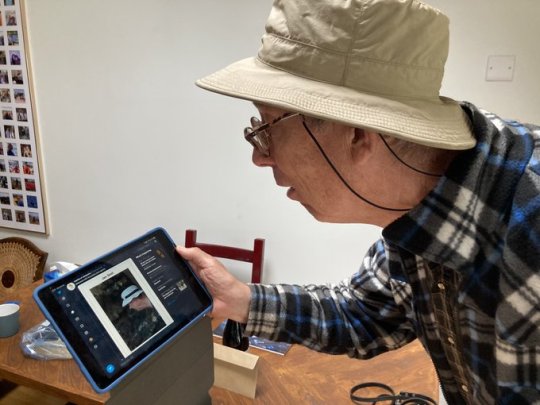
[213,343,260,398]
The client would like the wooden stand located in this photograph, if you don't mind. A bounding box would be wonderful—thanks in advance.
[213,342,259,398]
[107,316,213,405]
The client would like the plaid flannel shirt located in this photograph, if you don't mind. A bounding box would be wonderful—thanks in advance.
[246,103,540,404]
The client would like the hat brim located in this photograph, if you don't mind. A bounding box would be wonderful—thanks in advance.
[122,289,143,307]
[197,57,475,150]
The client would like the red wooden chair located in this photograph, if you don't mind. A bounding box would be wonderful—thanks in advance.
[184,229,265,351]
[184,229,264,284]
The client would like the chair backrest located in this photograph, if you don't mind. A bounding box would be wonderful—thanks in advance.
[184,229,264,283]
[0,237,48,296]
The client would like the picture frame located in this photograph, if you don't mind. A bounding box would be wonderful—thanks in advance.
[0,0,47,233]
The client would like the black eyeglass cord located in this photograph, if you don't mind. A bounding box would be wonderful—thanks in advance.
[377,134,443,177]
[302,121,412,212]
[350,382,437,405]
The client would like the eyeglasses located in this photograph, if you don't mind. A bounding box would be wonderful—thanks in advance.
[244,112,300,156]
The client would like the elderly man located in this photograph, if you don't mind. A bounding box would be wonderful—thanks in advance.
[178,1,540,404]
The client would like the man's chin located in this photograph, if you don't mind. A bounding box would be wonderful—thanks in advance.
[286,187,298,201]
[301,202,352,224]
[285,188,340,222]
[294,200,330,222]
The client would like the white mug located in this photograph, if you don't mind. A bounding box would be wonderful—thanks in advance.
[0,303,20,338]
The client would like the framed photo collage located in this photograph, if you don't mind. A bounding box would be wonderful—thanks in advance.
[0,0,47,233]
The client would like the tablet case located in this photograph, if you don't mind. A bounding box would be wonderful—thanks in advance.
[108,316,213,405]
[33,227,213,394]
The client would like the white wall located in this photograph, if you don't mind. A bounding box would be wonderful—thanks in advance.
[1,0,538,285]
[426,0,540,123]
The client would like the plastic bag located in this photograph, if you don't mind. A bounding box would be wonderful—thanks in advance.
[20,320,72,360]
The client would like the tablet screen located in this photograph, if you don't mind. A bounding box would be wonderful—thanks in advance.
[34,227,212,393]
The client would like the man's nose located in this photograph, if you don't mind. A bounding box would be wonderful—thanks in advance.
[252,148,274,167]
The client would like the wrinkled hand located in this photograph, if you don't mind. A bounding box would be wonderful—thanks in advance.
[176,246,251,323]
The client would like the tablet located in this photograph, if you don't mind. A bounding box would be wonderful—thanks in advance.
[34,227,212,393]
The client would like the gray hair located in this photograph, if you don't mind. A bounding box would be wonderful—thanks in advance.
[305,115,449,170]
[380,133,448,170]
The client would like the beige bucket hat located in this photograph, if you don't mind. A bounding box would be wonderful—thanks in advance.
[197,0,476,150]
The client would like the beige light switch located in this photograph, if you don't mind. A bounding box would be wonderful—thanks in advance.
[486,55,516,81]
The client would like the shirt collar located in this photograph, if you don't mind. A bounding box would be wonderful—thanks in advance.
[382,103,535,269]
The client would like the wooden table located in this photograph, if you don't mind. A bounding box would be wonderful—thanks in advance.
[0,282,107,405]
[0,282,438,404]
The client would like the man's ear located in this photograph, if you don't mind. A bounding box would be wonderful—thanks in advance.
[350,127,375,162]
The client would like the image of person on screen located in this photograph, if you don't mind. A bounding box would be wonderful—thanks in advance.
[121,285,153,311]
[119,285,165,349]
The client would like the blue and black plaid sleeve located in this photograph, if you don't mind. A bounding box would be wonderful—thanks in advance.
[246,239,417,359]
